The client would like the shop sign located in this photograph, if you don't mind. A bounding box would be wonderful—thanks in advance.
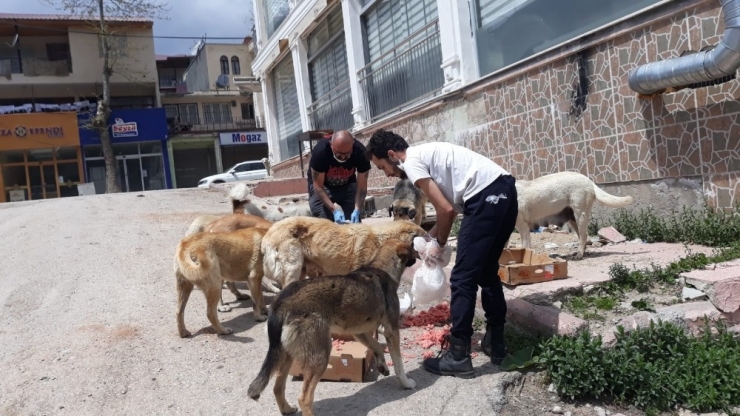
[0,124,66,138]
[219,131,266,146]
[0,112,80,149]
[111,117,139,138]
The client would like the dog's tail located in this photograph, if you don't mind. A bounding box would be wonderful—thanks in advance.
[593,185,634,208]
[229,183,251,213]
[176,243,216,282]
[247,311,285,401]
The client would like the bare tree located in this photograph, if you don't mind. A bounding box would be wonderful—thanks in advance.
[44,0,169,193]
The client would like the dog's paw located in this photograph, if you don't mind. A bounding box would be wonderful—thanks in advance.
[236,293,251,301]
[178,330,192,338]
[254,314,267,322]
[400,377,416,389]
[218,304,232,312]
[377,361,390,377]
[280,405,298,415]
[217,327,233,335]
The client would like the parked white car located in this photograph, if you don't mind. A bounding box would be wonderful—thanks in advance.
[197,160,267,188]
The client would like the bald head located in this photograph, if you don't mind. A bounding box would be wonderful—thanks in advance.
[330,130,354,161]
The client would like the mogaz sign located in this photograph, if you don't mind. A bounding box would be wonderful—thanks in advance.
[219,131,266,146]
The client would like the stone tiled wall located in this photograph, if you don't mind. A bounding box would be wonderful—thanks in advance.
[274,0,740,209]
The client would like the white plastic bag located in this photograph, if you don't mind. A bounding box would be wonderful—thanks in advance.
[409,236,452,305]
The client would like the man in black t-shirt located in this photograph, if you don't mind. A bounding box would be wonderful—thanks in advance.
[307,130,371,223]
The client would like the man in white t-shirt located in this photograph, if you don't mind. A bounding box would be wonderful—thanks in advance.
[366,129,518,378]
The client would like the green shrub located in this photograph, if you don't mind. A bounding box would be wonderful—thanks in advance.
[590,203,740,247]
[539,320,740,414]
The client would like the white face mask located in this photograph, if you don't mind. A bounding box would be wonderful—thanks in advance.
[392,157,404,171]
[333,153,349,163]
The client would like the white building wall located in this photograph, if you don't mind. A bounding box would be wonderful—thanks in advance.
[252,0,475,162]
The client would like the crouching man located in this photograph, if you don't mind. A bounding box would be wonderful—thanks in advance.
[365,129,518,378]
[307,130,370,224]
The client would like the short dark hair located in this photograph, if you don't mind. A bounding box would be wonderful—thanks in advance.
[365,129,409,160]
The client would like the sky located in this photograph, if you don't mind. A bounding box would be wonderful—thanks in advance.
[4,0,254,56]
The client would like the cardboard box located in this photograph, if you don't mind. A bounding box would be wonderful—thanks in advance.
[288,338,374,382]
[498,248,568,286]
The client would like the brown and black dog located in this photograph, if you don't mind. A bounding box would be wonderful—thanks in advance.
[247,238,418,416]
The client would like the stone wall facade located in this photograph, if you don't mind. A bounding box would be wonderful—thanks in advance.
[272,0,739,210]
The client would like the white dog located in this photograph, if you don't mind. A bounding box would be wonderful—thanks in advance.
[510,171,634,259]
[229,183,312,221]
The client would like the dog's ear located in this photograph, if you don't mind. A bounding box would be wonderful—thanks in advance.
[388,205,393,218]
[408,208,417,220]
[404,244,417,267]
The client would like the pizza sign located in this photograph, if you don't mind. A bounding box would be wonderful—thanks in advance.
[111,118,138,138]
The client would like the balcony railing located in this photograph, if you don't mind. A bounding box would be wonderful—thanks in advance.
[168,116,264,134]
[306,79,353,131]
[0,56,72,76]
[357,19,444,122]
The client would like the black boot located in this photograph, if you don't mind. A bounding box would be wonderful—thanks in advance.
[481,324,506,365]
[422,334,475,379]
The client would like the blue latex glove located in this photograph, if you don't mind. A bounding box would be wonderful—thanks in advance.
[351,209,361,223]
[333,209,346,224]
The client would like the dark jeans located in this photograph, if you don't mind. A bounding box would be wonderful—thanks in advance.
[308,181,358,220]
[449,175,518,341]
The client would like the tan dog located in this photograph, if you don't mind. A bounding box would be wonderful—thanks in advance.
[511,171,634,259]
[389,178,427,226]
[185,214,222,236]
[203,213,281,311]
[229,183,312,220]
[175,227,268,337]
[261,217,426,290]
[247,239,418,416]
[184,213,282,313]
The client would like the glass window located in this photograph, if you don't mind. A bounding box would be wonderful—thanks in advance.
[0,150,25,163]
[139,141,162,155]
[203,102,233,123]
[241,103,255,120]
[26,148,53,162]
[262,0,290,39]
[55,147,78,161]
[306,6,353,131]
[113,143,139,156]
[360,0,443,120]
[231,56,241,75]
[220,56,229,74]
[84,145,103,158]
[473,0,664,76]
[272,54,302,161]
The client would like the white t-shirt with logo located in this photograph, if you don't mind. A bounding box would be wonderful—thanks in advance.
[401,142,510,213]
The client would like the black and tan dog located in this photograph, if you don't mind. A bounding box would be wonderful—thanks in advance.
[247,238,418,416]
[388,178,427,226]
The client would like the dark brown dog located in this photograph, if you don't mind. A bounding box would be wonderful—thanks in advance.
[247,239,418,416]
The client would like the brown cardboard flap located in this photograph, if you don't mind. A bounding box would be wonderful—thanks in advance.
[498,248,569,286]
[289,338,374,382]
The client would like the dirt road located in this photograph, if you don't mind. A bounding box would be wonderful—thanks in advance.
[0,188,514,416]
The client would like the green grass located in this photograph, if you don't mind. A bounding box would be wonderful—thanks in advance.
[589,203,740,247]
[538,320,740,415]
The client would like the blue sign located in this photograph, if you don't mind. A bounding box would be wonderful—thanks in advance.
[78,108,168,145]
[219,131,266,146]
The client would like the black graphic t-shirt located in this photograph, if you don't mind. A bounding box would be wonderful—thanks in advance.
[307,139,371,188]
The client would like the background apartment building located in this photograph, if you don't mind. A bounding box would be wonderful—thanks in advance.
[159,38,267,188]
[0,13,168,202]
[253,0,740,211]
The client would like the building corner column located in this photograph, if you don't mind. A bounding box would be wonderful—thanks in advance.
[341,0,369,129]
[436,0,478,93]
[259,72,282,163]
[290,38,313,133]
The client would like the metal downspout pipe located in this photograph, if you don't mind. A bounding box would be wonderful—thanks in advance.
[628,0,740,94]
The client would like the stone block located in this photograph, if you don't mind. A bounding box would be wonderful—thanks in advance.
[597,226,626,243]
[683,262,740,313]
[501,297,588,337]
[503,278,583,305]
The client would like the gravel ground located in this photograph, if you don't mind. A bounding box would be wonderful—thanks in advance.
[0,188,517,416]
